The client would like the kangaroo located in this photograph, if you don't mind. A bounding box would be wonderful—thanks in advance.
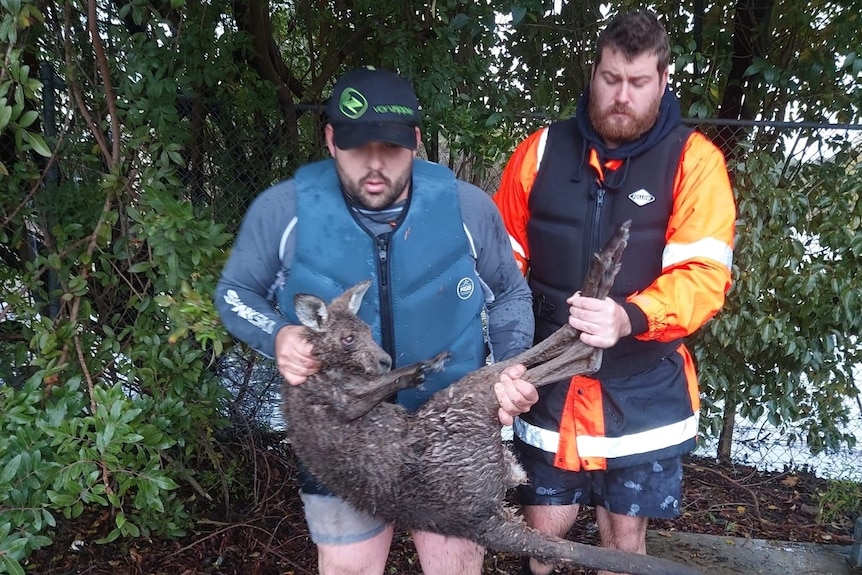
[280,222,702,575]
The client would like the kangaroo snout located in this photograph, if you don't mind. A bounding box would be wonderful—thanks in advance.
[378,356,392,373]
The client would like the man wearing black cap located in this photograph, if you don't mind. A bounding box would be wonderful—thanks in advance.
[215,66,537,574]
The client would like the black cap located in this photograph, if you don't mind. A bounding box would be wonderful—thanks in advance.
[327,67,420,150]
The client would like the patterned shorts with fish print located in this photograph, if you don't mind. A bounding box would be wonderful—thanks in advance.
[517,455,684,518]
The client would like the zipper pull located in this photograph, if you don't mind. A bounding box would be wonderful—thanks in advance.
[377,235,389,288]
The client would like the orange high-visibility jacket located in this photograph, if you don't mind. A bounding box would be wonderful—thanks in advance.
[494,120,736,471]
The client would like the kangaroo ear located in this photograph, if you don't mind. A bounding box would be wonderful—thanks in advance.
[294,294,328,331]
[344,279,373,316]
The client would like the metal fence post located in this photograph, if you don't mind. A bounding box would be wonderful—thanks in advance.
[849,516,862,569]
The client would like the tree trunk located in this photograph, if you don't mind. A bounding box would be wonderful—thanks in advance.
[716,0,775,159]
[717,398,737,462]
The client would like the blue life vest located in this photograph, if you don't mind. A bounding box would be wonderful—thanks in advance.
[278,158,485,411]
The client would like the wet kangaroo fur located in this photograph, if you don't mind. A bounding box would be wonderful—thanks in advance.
[281,221,702,575]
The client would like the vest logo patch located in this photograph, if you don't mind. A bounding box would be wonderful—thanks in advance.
[628,189,656,206]
[456,278,475,300]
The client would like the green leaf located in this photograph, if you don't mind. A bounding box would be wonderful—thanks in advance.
[167,150,184,165]
[97,528,121,544]
[149,475,179,491]
[46,491,77,507]
[21,130,51,157]
[0,554,25,575]
[96,422,115,453]
[128,261,152,273]
[0,453,22,483]
[0,104,12,129]
[42,508,56,528]
[122,520,141,537]
[17,109,37,128]
[511,5,527,26]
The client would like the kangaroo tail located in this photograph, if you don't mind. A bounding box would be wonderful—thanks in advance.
[477,516,702,575]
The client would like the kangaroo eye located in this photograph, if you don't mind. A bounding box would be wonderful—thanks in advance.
[341,334,355,348]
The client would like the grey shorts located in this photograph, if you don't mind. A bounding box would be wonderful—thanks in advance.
[299,490,389,545]
[516,455,684,519]
[296,464,390,545]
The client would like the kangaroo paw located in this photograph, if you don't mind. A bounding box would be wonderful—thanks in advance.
[412,351,451,388]
[426,351,451,373]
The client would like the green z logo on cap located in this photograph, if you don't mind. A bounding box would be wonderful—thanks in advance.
[339,88,368,119]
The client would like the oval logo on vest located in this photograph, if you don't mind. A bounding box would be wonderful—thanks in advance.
[456,278,475,300]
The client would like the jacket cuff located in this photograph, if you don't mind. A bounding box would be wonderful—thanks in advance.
[621,301,648,337]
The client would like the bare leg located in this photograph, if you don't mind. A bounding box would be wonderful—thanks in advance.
[317,524,394,575]
[595,506,649,575]
[412,530,485,575]
[521,504,580,575]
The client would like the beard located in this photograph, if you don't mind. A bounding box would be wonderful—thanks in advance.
[588,92,662,145]
[337,167,411,211]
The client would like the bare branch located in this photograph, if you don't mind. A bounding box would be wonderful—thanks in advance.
[86,0,121,167]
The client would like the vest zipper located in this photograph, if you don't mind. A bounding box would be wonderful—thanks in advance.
[376,233,395,357]
[584,186,606,278]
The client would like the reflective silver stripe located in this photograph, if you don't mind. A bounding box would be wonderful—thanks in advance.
[536,127,549,170]
[663,238,733,270]
[513,416,560,453]
[463,223,478,259]
[509,235,527,261]
[577,414,699,459]
[506,127,548,268]
[513,414,699,459]
[279,216,298,262]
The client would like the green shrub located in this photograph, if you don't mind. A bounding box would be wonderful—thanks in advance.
[817,478,862,525]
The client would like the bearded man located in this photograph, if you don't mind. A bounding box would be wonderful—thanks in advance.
[216,66,537,575]
[493,10,737,575]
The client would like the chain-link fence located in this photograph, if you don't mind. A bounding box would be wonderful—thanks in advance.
[688,119,862,481]
[214,117,862,482]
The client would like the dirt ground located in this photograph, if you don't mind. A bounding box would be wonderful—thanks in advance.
[27,430,860,575]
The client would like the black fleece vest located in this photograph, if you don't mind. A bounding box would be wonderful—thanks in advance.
[527,118,692,378]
